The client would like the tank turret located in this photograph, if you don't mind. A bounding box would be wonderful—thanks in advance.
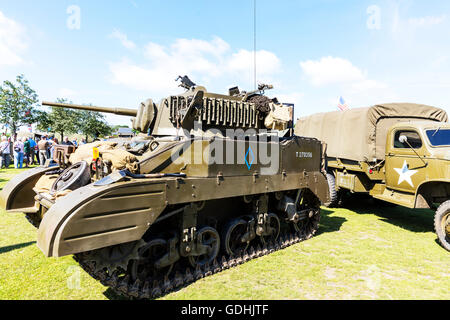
[43,78,294,136]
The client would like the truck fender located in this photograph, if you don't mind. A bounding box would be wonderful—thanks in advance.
[414,179,450,209]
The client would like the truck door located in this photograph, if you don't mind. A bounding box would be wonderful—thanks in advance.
[385,128,428,194]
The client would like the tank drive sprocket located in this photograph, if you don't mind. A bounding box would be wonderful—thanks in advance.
[77,239,145,274]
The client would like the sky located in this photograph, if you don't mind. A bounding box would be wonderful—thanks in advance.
[1,0,450,127]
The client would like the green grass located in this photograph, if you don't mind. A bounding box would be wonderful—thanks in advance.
[0,168,449,300]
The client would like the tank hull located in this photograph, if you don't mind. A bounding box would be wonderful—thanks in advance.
[35,136,328,257]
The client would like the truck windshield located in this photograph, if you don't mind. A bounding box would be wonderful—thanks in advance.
[426,129,450,146]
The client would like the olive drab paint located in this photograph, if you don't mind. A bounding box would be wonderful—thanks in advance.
[296,104,450,251]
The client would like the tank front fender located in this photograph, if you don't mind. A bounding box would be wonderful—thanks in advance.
[37,180,167,257]
[0,166,59,212]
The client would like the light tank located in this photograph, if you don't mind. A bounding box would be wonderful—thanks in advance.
[0,77,329,299]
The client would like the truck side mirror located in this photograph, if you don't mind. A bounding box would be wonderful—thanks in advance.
[399,135,408,144]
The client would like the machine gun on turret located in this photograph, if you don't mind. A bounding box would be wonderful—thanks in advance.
[175,75,196,90]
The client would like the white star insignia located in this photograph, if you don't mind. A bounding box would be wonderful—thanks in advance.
[394,160,418,187]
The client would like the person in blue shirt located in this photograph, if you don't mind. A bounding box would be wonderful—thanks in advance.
[28,137,37,165]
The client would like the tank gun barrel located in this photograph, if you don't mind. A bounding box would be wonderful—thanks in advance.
[42,101,138,117]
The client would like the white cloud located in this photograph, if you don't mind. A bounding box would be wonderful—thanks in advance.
[0,11,27,66]
[58,88,77,99]
[300,56,365,86]
[276,92,304,107]
[350,79,387,92]
[143,37,228,77]
[109,58,178,93]
[300,56,386,92]
[109,29,136,50]
[109,36,281,94]
[408,15,446,27]
[228,49,281,76]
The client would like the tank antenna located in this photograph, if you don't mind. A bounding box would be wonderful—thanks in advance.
[253,0,257,90]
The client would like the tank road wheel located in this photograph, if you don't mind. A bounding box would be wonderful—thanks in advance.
[188,227,220,268]
[293,190,321,239]
[324,172,339,208]
[260,213,281,245]
[434,201,450,251]
[223,219,250,256]
[129,239,174,282]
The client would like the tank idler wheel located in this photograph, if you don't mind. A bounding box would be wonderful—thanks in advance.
[260,213,281,245]
[434,201,450,251]
[292,207,320,239]
[188,227,220,268]
[129,239,174,282]
[223,218,250,256]
[293,189,321,239]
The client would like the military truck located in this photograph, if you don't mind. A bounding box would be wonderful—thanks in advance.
[295,103,450,251]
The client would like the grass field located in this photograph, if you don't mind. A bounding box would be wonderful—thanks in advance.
[0,167,448,300]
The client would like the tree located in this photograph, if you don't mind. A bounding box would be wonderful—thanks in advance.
[111,124,130,132]
[76,110,112,141]
[0,74,39,139]
[36,98,78,141]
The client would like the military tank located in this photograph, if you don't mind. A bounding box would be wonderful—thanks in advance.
[0,77,329,299]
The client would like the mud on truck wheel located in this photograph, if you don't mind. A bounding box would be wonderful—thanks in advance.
[434,200,450,252]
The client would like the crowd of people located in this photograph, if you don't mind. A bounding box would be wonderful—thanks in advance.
[0,134,86,169]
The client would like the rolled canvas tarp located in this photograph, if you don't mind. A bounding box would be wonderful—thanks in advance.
[295,103,448,162]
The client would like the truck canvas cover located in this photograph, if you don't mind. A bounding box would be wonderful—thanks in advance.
[295,103,448,162]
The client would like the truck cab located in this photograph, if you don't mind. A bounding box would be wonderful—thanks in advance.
[383,121,450,207]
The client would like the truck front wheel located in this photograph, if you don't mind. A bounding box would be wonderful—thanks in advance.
[324,172,339,208]
[434,200,450,251]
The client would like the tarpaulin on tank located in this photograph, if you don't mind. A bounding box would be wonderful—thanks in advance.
[295,103,448,162]
[69,141,138,171]
[69,141,117,164]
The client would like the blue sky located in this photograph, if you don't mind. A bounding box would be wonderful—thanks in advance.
[1,0,449,126]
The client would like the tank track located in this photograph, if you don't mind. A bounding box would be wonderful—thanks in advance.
[25,213,41,228]
[73,223,318,300]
